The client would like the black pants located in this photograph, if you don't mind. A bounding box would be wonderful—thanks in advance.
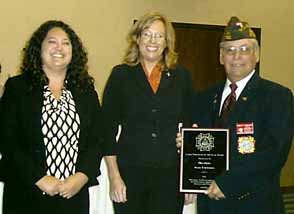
[113,166,184,214]
[3,183,89,214]
[37,186,89,214]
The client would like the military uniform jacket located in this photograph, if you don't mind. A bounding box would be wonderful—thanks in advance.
[195,72,294,214]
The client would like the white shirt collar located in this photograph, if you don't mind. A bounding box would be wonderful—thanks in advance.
[219,70,255,114]
[225,70,255,99]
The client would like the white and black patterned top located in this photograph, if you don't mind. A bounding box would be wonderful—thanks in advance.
[41,85,80,180]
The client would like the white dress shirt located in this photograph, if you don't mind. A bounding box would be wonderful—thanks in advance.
[219,70,255,115]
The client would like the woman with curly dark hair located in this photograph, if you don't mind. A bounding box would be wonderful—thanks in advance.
[0,20,103,214]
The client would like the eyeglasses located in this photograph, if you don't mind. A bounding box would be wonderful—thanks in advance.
[141,31,165,42]
[222,45,255,56]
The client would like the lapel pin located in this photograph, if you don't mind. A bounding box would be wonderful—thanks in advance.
[166,72,170,77]
[241,97,248,101]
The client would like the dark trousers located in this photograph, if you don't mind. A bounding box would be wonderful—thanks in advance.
[113,166,184,214]
[37,186,89,214]
[3,182,89,214]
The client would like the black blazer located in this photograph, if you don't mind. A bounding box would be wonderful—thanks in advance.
[195,72,294,214]
[102,63,193,168]
[0,95,4,182]
[0,75,103,208]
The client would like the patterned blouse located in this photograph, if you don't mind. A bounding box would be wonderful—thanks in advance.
[41,85,80,180]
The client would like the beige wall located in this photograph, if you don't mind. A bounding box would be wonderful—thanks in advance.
[1,0,293,91]
[0,0,155,94]
[156,0,294,89]
[0,0,293,184]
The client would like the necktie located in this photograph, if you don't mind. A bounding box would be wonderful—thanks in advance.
[218,83,238,127]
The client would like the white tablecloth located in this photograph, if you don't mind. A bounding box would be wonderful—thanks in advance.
[0,182,3,214]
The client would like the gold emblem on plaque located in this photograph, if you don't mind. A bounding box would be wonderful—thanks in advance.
[195,133,215,151]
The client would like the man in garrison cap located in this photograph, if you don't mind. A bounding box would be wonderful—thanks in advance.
[178,16,294,214]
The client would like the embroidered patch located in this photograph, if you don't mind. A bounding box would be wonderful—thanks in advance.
[236,122,254,135]
[238,136,255,154]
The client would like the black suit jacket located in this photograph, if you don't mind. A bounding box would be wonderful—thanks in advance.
[102,63,193,168]
[195,72,294,214]
[0,96,4,181]
[0,75,103,210]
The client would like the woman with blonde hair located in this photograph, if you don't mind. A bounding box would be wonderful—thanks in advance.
[103,12,194,214]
